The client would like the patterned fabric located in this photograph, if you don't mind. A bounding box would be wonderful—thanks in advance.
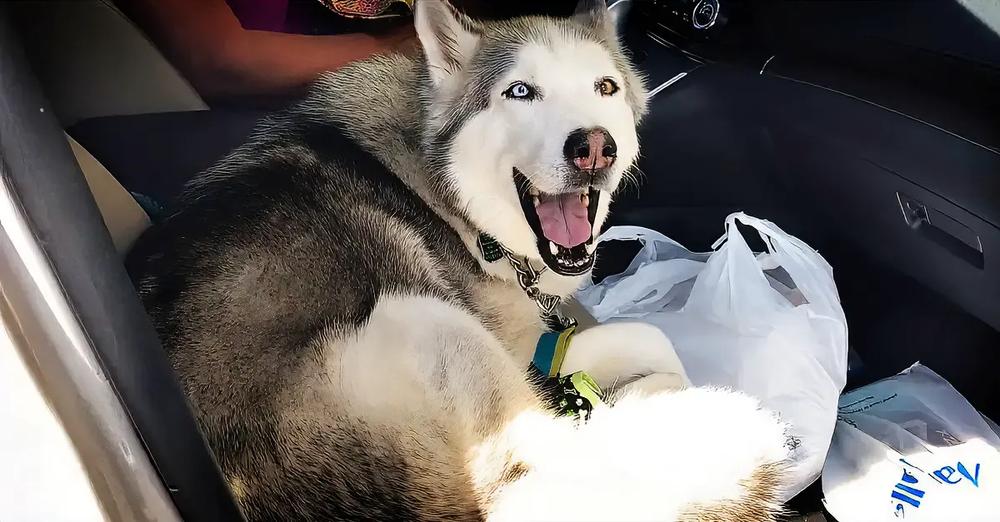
[315,0,414,19]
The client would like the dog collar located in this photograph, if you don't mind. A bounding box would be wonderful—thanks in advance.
[532,326,576,378]
[477,233,576,330]
[530,326,603,420]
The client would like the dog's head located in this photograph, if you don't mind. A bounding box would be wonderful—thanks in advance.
[416,0,647,276]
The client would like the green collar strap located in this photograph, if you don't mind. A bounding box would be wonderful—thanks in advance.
[532,326,577,378]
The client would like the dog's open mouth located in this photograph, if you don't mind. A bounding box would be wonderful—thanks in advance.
[514,169,599,276]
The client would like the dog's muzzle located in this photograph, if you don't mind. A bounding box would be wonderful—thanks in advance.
[514,170,599,276]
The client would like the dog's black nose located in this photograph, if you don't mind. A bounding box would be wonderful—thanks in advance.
[564,127,617,171]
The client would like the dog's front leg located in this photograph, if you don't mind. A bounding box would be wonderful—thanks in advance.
[559,322,689,394]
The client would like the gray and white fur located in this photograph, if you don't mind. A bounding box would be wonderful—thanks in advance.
[127,1,789,520]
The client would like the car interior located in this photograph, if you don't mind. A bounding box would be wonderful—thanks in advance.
[2,0,998,520]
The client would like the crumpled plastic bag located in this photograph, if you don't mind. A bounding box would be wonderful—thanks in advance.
[823,364,1000,521]
[577,213,849,500]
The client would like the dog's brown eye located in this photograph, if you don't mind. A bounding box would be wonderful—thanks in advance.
[597,78,619,97]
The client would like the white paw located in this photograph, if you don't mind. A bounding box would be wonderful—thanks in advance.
[559,322,690,391]
[617,371,687,397]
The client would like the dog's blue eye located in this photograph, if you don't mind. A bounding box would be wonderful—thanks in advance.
[503,81,537,101]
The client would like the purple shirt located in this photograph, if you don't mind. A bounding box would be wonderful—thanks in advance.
[226,0,289,32]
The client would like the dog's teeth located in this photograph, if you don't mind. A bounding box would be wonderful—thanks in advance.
[549,242,559,255]
[532,196,540,207]
[586,242,597,254]
[529,187,540,197]
[581,194,589,206]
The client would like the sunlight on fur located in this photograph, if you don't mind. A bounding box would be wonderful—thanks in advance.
[477,388,789,521]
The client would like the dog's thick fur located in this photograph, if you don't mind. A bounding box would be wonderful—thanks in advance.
[127,1,789,520]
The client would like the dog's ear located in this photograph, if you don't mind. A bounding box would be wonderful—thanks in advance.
[415,0,481,87]
[572,0,615,37]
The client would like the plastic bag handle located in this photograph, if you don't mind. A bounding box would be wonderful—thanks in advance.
[581,226,701,320]
[597,225,686,249]
[726,213,844,323]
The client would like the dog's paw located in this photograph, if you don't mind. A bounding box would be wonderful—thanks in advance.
[615,371,687,397]
[559,322,690,392]
[489,387,789,521]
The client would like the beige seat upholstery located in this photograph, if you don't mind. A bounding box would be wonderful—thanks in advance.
[10,0,207,126]
[67,135,150,255]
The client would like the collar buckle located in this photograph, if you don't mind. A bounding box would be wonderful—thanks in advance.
[478,233,577,330]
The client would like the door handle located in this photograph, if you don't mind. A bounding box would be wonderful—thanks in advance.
[897,192,984,269]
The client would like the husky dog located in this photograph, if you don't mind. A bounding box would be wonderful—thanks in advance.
[127,1,789,520]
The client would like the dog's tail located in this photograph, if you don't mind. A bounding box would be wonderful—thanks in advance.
[479,388,789,521]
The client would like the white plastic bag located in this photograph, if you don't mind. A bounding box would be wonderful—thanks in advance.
[822,364,1000,521]
[577,212,849,499]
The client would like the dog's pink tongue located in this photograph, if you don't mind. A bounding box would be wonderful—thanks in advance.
[535,193,591,248]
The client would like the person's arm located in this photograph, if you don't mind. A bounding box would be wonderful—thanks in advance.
[118,0,415,99]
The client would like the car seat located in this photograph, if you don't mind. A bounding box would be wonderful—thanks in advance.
[8,0,207,127]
